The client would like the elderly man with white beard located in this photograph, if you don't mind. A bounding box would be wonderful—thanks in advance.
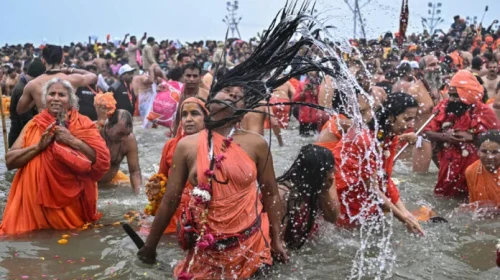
[407,55,444,173]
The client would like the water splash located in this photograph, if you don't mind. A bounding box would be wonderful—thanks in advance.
[287,7,396,279]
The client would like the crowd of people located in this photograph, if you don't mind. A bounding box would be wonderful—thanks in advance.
[1,5,500,278]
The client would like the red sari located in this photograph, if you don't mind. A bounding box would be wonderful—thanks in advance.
[333,129,400,226]
[424,100,499,197]
[316,114,348,154]
[0,109,110,235]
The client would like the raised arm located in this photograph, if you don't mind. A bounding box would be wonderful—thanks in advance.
[63,68,98,88]
[138,140,190,264]
[126,134,142,195]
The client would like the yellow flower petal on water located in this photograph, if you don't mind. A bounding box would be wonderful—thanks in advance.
[57,239,68,245]
[112,222,121,226]
[62,234,70,239]
[40,257,45,260]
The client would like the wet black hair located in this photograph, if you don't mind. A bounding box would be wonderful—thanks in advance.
[368,92,418,140]
[42,44,63,65]
[182,62,201,75]
[477,130,500,147]
[278,144,334,250]
[147,37,155,44]
[206,0,341,129]
[108,109,133,129]
[167,67,183,81]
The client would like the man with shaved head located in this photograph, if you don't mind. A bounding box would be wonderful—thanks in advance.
[99,109,142,194]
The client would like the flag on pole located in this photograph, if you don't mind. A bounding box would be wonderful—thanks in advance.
[398,0,409,47]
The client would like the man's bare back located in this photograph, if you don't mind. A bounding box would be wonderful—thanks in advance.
[392,80,413,93]
[18,70,97,114]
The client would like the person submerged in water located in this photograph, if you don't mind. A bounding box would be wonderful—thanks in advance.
[465,130,500,209]
[278,144,340,250]
[98,109,143,195]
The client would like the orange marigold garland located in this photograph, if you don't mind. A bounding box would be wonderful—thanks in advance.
[144,173,167,215]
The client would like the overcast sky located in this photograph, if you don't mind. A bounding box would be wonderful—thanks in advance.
[1,0,498,46]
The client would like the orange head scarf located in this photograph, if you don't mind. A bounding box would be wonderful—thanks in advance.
[449,50,464,70]
[175,97,208,138]
[450,70,484,105]
[94,92,117,117]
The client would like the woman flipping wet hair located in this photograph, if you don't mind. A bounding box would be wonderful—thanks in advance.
[139,1,340,279]
[278,144,340,250]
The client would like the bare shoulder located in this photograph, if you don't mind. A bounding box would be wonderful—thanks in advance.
[123,133,138,152]
[178,133,199,150]
[232,130,267,162]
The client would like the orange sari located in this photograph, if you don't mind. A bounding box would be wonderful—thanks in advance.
[173,130,272,279]
[0,109,110,235]
[158,97,207,233]
[465,160,500,205]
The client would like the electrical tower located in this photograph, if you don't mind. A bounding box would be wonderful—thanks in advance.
[421,2,444,34]
[222,1,242,38]
[343,0,371,39]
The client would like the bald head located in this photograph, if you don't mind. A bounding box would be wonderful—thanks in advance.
[105,109,133,142]
[109,109,133,128]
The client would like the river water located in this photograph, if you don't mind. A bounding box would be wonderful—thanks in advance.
[0,118,499,280]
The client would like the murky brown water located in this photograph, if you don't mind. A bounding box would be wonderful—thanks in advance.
[0,118,499,279]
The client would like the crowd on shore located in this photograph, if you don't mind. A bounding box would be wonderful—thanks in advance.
[1,8,500,279]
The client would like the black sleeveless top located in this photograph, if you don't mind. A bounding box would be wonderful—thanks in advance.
[111,81,136,116]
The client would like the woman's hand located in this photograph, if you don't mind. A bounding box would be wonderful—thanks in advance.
[137,245,157,264]
[53,126,76,146]
[37,123,56,152]
[404,215,425,236]
[271,239,289,263]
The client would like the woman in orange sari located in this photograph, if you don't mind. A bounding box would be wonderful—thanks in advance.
[138,86,284,279]
[0,78,110,235]
[152,97,207,233]
[465,130,500,208]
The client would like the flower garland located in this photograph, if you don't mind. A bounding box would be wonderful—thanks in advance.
[180,128,235,280]
[144,173,167,216]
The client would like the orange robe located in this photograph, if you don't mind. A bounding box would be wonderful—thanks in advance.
[174,130,272,279]
[0,109,110,235]
[465,160,500,205]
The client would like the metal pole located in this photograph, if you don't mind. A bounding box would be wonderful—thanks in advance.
[353,0,358,39]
